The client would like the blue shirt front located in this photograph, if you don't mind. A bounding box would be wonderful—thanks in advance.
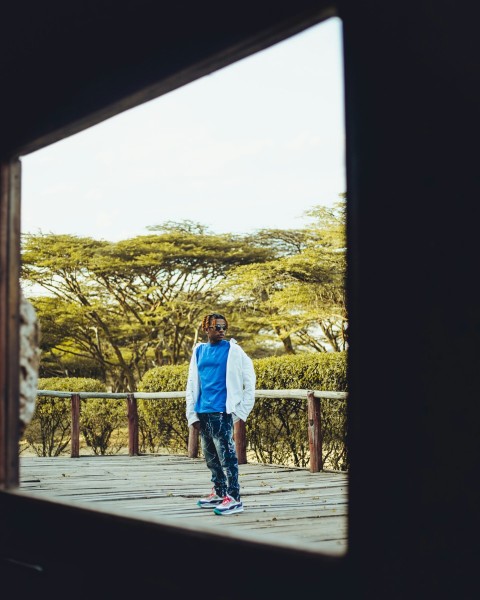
[194,340,230,413]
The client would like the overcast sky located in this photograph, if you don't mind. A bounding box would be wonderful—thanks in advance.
[21,17,345,242]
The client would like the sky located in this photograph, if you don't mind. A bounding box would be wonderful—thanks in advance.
[21,17,345,242]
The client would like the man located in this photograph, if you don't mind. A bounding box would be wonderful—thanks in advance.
[185,312,256,515]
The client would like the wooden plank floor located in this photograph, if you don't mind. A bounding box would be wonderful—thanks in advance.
[19,454,348,556]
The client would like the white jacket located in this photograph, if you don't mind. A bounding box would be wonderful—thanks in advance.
[185,338,256,426]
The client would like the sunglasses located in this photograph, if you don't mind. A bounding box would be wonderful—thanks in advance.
[209,325,228,331]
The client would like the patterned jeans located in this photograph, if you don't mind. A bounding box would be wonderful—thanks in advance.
[198,412,240,501]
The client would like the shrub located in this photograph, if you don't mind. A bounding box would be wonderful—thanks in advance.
[137,365,189,454]
[80,398,127,455]
[24,377,107,456]
[250,353,348,470]
[25,352,348,469]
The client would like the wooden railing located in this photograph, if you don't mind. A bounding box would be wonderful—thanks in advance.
[35,389,347,473]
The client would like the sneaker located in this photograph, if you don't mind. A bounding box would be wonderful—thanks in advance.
[213,494,244,515]
[197,488,223,509]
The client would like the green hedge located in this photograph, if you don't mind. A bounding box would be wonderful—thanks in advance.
[138,365,189,454]
[254,352,347,390]
[24,353,348,469]
[249,353,347,469]
[23,377,127,456]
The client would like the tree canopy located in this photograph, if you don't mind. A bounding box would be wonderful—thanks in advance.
[22,200,347,391]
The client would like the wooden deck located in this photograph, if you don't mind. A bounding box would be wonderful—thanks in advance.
[19,454,348,556]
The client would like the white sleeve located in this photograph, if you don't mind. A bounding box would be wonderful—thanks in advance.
[185,350,199,426]
[240,349,256,420]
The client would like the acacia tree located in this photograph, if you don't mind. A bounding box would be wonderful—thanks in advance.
[222,197,347,354]
[292,196,347,351]
[31,296,107,379]
[22,222,273,390]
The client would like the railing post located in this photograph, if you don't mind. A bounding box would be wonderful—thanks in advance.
[307,390,323,472]
[127,394,139,456]
[71,393,80,458]
[188,425,199,458]
[234,419,247,464]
